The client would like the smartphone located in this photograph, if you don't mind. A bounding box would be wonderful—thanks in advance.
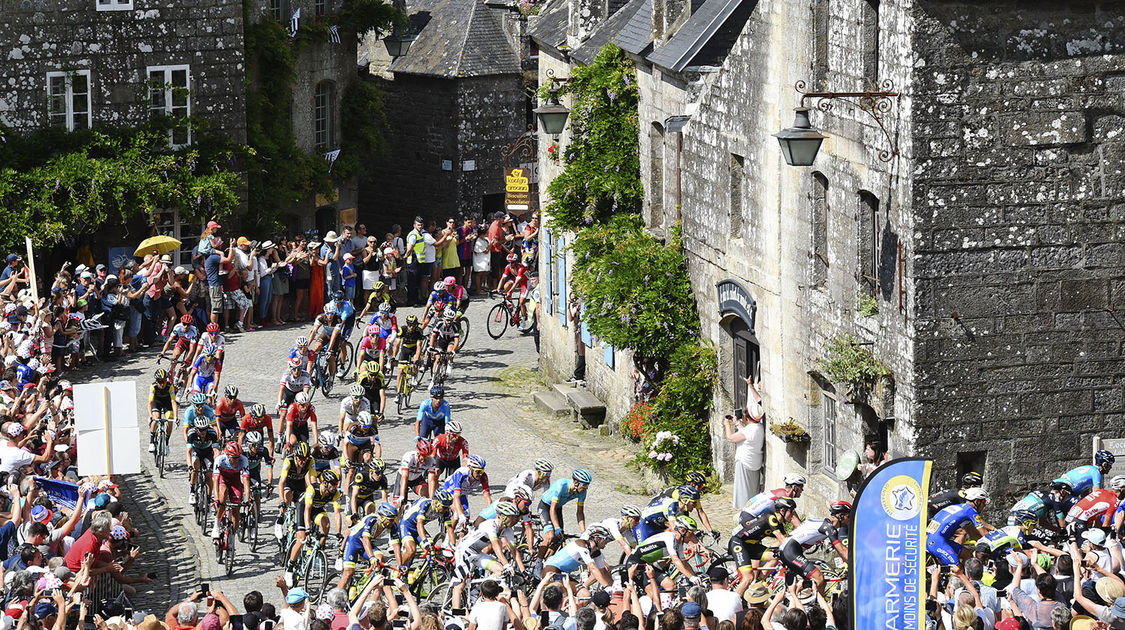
[398,610,410,618]
[451,608,467,617]
[381,568,391,577]
[200,582,210,597]
[395,593,405,605]
[392,621,407,629]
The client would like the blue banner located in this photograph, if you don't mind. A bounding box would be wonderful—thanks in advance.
[33,477,80,510]
[849,458,932,630]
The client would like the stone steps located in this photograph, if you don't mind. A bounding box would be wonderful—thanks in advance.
[534,390,570,416]
[548,383,607,428]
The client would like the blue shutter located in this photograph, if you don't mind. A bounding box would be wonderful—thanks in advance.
[544,231,553,314]
[558,235,568,327]
[581,320,592,347]
[604,343,615,368]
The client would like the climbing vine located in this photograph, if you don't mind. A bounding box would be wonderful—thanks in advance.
[819,333,890,388]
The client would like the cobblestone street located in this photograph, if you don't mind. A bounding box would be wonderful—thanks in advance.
[83,303,738,610]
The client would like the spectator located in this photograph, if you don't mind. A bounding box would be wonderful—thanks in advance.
[282,587,311,630]
[724,375,765,508]
[706,566,743,623]
[487,212,507,290]
[405,218,431,307]
[469,580,521,630]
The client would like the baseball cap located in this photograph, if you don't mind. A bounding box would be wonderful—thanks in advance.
[95,264,106,271]
[681,602,701,619]
[93,493,112,508]
[707,565,729,581]
[33,602,58,618]
[30,506,52,523]
[343,253,355,260]
[75,264,88,274]
[5,254,20,264]
[286,588,310,604]
[995,619,1020,630]
[591,591,611,608]
[1084,528,1108,547]
[207,220,222,230]
[199,613,222,630]
[237,237,251,246]
[0,381,14,391]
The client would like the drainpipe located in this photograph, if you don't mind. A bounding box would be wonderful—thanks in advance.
[664,115,691,222]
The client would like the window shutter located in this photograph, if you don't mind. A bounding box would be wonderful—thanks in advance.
[604,343,615,368]
[544,231,553,314]
[558,235,567,327]
[581,320,592,347]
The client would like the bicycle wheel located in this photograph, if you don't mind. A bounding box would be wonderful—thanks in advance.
[339,341,355,378]
[304,549,330,603]
[457,318,470,351]
[516,310,535,334]
[156,432,166,479]
[225,527,236,576]
[486,303,509,339]
[251,504,260,552]
[433,360,448,386]
[420,565,451,602]
[320,363,334,397]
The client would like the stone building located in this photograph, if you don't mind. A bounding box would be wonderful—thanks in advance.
[535,0,1125,505]
[358,0,532,227]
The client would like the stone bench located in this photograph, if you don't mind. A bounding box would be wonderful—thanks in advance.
[565,390,606,428]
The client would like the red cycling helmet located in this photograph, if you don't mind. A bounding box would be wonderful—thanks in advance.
[207,323,220,333]
[506,253,518,263]
[225,441,243,458]
[180,314,194,325]
[416,439,433,458]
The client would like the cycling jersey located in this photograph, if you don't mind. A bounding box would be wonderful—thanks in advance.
[346,513,399,548]
[400,497,451,541]
[366,291,395,308]
[198,331,226,349]
[929,488,966,514]
[313,314,342,337]
[285,403,317,428]
[416,399,451,437]
[1063,465,1103,495]
[433,433,468,462]
[192,355,219,378]
[743,488,793,517]
[357,367,387,392]
[977,525,1028,556]
[398,326,424,348]
[929,503,982,539]
[281,456,312,481]
[215,398,245,420]
[332,300,356,321]
[443,467,491,508]
[213,453,250,483]
[186,427,220,451]
[432,321,461,343]
[171,323,198,342]
[149,382,175,412]
[359,333,390,356]
[279,370,312,393]
[502,264,529,288]
[352,470,388,499]
[245,447,273,472]
[1066,488,1118,526]
[1009,490,1068,525]
[183,404,216,428]
[733,512,784,544]
[629,531,680,566]
[288,347,316,364]
[427,291,456,310]
[399,451,436,480]
[369,313,397,331]
[598,517,636,544]
[240,411,273,433]
[304,484,343,511]
[345,422,377,446]
[786,518,843,548]
[505,469,550,494]
[547,539,605,573]
[458,518,514,555]
[340,396,370,422]
[636,497,679,541]
[477,498,532,524]
[542,479,587,507]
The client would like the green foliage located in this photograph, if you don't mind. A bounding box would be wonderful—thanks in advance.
[857,293,878,317]
[545,44,641,229]
[568,216,699,357]
[338,0,403,36]
[637,342,718,478]
[818,333,890,386]
[0,121,242,250]
[332,80,388,181]
[769,419,810,443]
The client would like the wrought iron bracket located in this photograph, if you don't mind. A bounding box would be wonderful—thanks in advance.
[501,124,537,169]
[795,80,900,162]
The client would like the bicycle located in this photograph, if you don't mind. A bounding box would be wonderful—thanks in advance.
[337,339,356,379]
[240,479,268,552]
[292,531,333,603]
[396,358,422,416]
[485,292,533,339]
[313,349,335,398]
[426,349,454,387]
[406,538,456,604]
[191,464,213,530]
[276,502,299,567]
[215,501,241,576]
[151,410,173,478]
[159,356,190,404]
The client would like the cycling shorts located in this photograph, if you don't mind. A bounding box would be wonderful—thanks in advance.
[298,507,331,532]
[218,418,240,437]
[634,520,665,544]
[728,537,769,569]
[216,475,244,503]
[397,344,418,362]
[285,477,308,498]
[193,374,216,393]
[436,458,460,478]
[537,500,562,534]
[454,551,497,581]
[152,400,174,415]
[281,388,301,406]
[343,536,378,569]
[289,423,310,443]
[925,536,962,566]
[190,448,215,466]
[777,539,819,581]
[546,546,605,573]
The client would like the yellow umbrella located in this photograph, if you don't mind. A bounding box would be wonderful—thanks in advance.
[134,235,182,258]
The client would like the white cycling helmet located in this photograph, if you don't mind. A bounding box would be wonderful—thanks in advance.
[356,410,374,425]
[1110,476,1125,491]
[510,484,532,502]
[783,474,807,486]
[295,392,311,405]
[964,487,989,502]
[349,384,365,397]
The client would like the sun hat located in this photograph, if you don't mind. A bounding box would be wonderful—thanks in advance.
[286,588,309,605]
[323,231,339,243]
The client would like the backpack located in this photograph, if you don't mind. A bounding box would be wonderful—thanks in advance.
[545,611,569,630]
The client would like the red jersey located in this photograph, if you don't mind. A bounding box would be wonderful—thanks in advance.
[433,433,468,462]
[1067,488,1117,526]
[503,264,528,288]
[215,398,246,421]
[240,411,273,432]
[285,403,317,427]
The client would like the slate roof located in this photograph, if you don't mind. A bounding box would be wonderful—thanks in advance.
[571,0,648,64]
[646,0,755,72]
[610,0,652,56]
[527,0,569,51]
[390,0,521,77]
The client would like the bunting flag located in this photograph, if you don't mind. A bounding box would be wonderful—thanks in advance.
[324,149,341,171]
[328,25,341,43]
[290,8,301,36]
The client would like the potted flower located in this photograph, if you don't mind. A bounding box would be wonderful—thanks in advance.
[769,420,810,444]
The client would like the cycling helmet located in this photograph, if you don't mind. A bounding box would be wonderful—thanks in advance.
[369,458,386,473]
[506,253,518,263]
[783,474,807,486]
[678,485,701,501]
[775,497,798,511]
[1010,510,1037,526]
[1096,450,1116,467]
[110,525,129,541]
[416,439,433,457]
[318,431,338,448]
[250,403,266,418]
[686,471,707,487]
[365,324,381,336]
[225,385,239,399]
[319,469,340,485]
[202,343,218,357]
[496,502,521,517]
[377,502,398,518]
[193,415,212,429]
[1110,476,1125,491]
[434,489,454,506]
[429,386,445,398]
[674,516,698,532]
[332,291,345,301]
[1051,478,1074,492]
[349,384,365,397]
[295,392,311,405]
[572,469,592,485]
[444,276,456,287]
[963,488,989,502]
[433,281,445,291]
[510,485,532,502]
[225,441,243,458]
[324,303,338,316]
[154,368,169,381]
[288,357,303,369]
[829,501,853,517]
[295,336,309,347]
[180,314,193,325]
[373,281,386,292]
[621,505,642,518]
[363,361,380,375]
[406,315,420,326]
[190,393,207,405]
[467,455,486,470]
[245,430,264,445]
[294,443,312,459]
[535,458,554,473]
[378,302,392,314]
[356,410,374,426]
[962,472,984,487]
[207,323,220,333]
[446,421,463,434]
[442,309,457,321]
[585,524,610,540]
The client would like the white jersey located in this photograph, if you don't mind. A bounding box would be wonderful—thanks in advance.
[505,469,550,497]
[598,517,636,544]
[339,396,370,421]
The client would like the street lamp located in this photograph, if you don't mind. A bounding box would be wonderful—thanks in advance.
[773,108,826,167]
[382,29,414,58]
[533,91,569,137]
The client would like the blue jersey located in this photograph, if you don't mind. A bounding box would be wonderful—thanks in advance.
[183,404,216,427]
[929,502,981,539]
[443,467,490,496]
[542,479,587,507]
[333,299,356,320]
[416,399,451,425]
[1063,465,1102,495]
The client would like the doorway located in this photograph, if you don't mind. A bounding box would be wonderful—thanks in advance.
[730,319,760,413]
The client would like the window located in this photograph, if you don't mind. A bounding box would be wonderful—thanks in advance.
[147,65,191,147]
[823,392,837,471]
[315,81,337,150]
[858,190,879,295]
[269,0,285,22]
[649,124,664,228]
[861,0,880,83]
[152,209,200,267]
[46,71,91,131]
[96,0,132,11]
[811,172,829,285]
[729,154,744,236]
[315,0,327,16]
[811,0,829,87]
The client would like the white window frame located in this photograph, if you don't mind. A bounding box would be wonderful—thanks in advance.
[314,81,336,151]
[823,391,838,471]
[96,0,133,11]
[152,209,200,268]
[46,70,92,131]
[146,64,192,147]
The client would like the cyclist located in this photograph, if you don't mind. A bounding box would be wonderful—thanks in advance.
[433,421,469,478]
[653,471,716,536]
[450,501,523,609]
[337,501,404,590]
[309,303,344,379]
[276,442,314,536]
[1061,450,1116,496]
[425,309,461,378]
[350,458,390,519]
[357,281,397,324]
[1065,476,1125,532]
[743,474,806,527]
[644,485,712,540]
[357,322,394,376]
[147,368,178,455]
[443,455,492,524]
[537,468,591,559]
[215,385,246,439]
[498,253,530,323]
[1008,478,1073,529]
[543,523,614,587]
[396,439,438,501]
[187,343,221,401]
[285,469,343,586]
[926,488,989,566]
[505,458,553,499]
[475,484,534,529]
[977,509,1058,566]
[311,431,340,475]
[240,404,276,458]
[342,411,380,489]
[444,275,469,316]
[393,315,426,394]
[728,496,796,595]
[598,504,642,557]
[186,413,221,507]
[158,314,199,374]
[288,336,316,374]
[198,322,227,365]
[776,501,851,593]
[339,383,372,435]
[625,515,699,599]
[635,486,693,543]
[283,392,319,447]
[182,392,216,443]
[328,290,357,341]
[400,489,457,565]
[356,360,388,416]
[211,441,251,541]
[422,281,456,328]
[415,386,451,440]
[243,430,274,515]
[929,471,984,515]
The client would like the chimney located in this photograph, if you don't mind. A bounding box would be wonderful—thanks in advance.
[652,0,689,42]
[568,0,608,43]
